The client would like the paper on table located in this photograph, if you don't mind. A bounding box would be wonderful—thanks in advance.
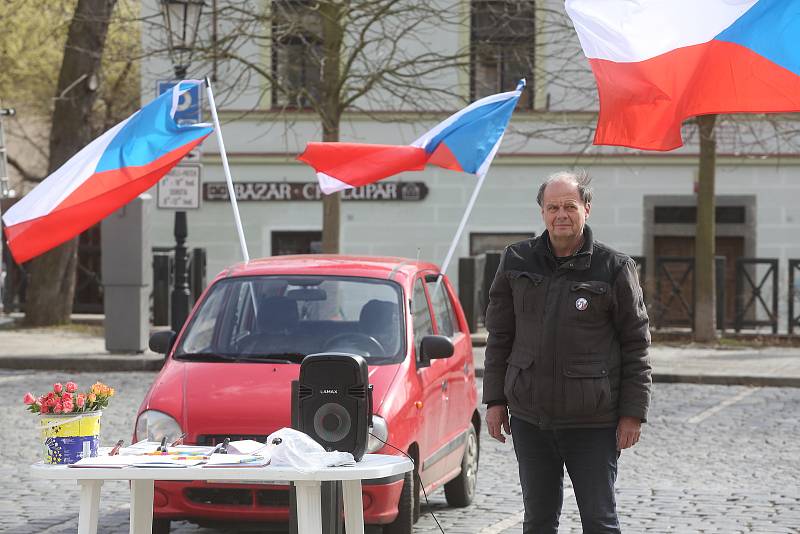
[70,455,207,468]
[120,443,214,456]
[69,455,134,468]
[203,454,270,467]
[226,440,270,456]
[129,456,207,468]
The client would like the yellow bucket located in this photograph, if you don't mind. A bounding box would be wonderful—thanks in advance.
[39,411,102,464]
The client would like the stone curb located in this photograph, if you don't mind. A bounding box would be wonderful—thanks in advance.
[473,367,800,388]
[0,355,164,372]
[650,373,800,388]
[3,353,798,388]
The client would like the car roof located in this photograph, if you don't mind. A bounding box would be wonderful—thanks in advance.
[218,255,441,282]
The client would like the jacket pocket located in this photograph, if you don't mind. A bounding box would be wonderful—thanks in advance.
[568,281,610,322]
[506,271,545,314]
[562,360,610,416]
[504,359,534,408]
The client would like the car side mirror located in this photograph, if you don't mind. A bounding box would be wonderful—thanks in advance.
[419,335,454,361]
[149,330,176,354]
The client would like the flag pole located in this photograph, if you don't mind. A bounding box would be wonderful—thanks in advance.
[435,170,489,291]
[204,77,249,263]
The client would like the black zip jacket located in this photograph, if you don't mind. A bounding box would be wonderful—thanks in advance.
[482,226,651,429]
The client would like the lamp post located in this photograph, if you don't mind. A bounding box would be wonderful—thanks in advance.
[159,0,204,332]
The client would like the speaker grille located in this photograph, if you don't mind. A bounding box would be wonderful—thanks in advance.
[298,384,313,399]
[347,385,366,398]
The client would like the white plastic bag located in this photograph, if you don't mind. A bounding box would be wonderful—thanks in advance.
[265,428,355,471]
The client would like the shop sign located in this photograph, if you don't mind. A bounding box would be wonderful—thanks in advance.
[203,181,428,202]
[158,164,202,209]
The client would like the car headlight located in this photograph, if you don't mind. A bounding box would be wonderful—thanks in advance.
[135,410,183,443]
[367,415,388,453]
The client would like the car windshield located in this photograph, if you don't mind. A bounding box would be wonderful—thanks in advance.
[175,275,405,364]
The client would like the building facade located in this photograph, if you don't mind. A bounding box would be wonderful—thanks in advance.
[140,0,800,330]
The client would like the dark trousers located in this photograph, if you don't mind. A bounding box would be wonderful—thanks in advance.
[510,416,620,534]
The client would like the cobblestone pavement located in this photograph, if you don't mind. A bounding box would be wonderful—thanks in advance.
[2,371,799,533]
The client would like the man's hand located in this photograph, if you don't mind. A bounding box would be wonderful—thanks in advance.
[617,416,642,450]
[486,404,511,443]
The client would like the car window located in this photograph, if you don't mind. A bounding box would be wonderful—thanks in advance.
[411,279,434,356]
[426,279,457,337]
[180,284,228,353]
[174,275,405,364]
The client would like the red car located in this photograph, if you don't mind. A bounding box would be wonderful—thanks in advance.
[137,255,480,533]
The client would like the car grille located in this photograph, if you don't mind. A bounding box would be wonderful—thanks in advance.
[185,488,290,508]
[196,434,268,446]
[190,434,288,509]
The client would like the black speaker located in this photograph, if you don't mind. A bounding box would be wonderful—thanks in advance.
[294,353,372,461]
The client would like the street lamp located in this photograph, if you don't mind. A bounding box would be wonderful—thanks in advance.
[159,0,204,332]
[160,0,205,79]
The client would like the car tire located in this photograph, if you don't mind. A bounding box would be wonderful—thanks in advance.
[444,422,479,507]
[152,518,171,534]
[383,471,413,534]
[411,464,421,524]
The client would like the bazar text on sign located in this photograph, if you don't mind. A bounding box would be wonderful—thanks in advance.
[203,181,428,202]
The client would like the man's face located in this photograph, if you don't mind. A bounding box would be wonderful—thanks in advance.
[541,179,590,241]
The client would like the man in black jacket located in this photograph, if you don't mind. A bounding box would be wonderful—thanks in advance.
[483,170,651,534]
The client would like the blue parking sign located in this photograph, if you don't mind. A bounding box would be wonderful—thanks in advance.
[156,81,202,125]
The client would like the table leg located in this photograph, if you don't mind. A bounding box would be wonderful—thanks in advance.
[78,480,103,534]
[129,479,155,534]
[294,480,323,534]
[342,480,365,534]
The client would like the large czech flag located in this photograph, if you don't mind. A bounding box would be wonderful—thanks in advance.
[298,80,525,194]
[2,81,213,264]
[566,0,800,151]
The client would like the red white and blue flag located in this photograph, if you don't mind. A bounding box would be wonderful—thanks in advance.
[2,81,213,263]
[566,0,800,151]
[298,80,525,194]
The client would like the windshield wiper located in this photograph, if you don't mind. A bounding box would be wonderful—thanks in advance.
[174,352,298,364]
[243,352,307,363]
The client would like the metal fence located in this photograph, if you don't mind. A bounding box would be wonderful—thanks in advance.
[456,254,800,335]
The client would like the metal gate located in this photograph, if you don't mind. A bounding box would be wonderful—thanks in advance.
[734,258,778,333]
[790,260,800,335]
[654,256,726,330]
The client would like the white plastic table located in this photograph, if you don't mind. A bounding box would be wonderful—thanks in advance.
[30,454,413,534]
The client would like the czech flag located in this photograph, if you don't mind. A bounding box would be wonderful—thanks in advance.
[2,81,213,264]
[298,80,525,194]
[566,0,800,151]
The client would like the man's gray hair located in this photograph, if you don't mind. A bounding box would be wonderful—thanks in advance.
[536,169,593,207]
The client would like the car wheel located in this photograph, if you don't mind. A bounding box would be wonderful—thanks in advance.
[383,471,413,534]
[152,518,171,534]
[444,422,479,507]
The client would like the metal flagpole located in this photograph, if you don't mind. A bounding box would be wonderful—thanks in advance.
[435,170,490,292]
[204,77,250,263]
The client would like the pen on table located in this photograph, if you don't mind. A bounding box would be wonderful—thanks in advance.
[170,433,186,447]
[109,440,124,456]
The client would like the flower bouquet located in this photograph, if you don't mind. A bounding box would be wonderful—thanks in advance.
[24,381,115,464]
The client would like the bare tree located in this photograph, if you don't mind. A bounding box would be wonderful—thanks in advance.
[173,0,468,253]
[21,0,119,325]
